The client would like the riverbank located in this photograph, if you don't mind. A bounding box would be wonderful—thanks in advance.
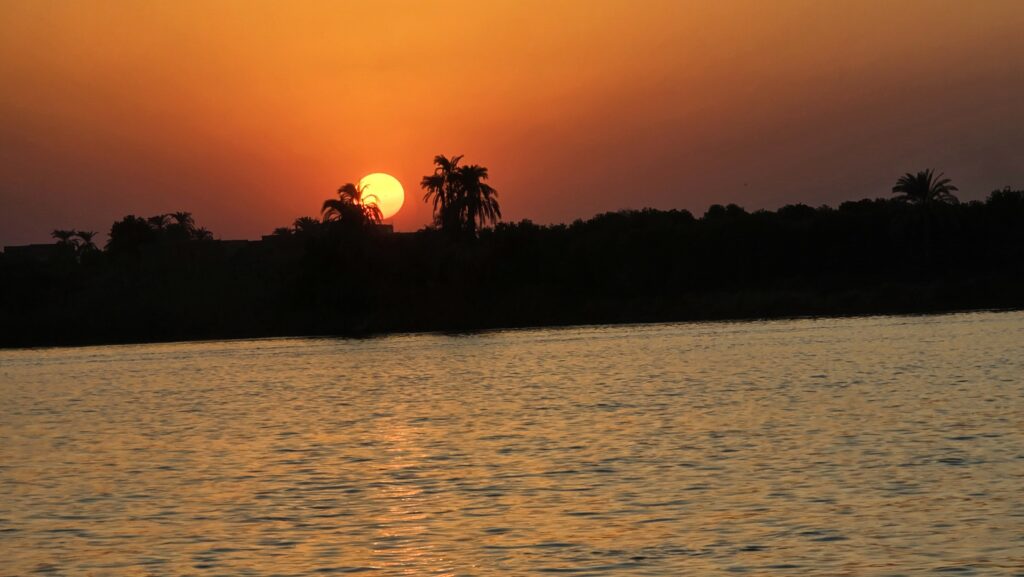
[3,279,1022,349]
[4,198,1023,348]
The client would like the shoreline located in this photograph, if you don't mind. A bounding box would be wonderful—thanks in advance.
[4,303,1020,351]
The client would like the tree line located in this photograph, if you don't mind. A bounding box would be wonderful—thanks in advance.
[1,161,1023,347]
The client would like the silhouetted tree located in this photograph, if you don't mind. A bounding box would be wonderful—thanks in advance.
[105,213,211,255]
[987,186,1024,211]
[147,214,171,230]
[421,154,463,234]
[51,229,78,247]
[293,216,322,236]
[421,154,500,238]
[322,183,383,226]
[74,231,98,252]
[50,229,81,263]
[704,203,748,221]
[106,216,154,254]
[165,212,191,242]
[170,211,194,228]
[162,211,212,241]
[892,169,959,205]
[66,230,100,264]
[458,163,501,237]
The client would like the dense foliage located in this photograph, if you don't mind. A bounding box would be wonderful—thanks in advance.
[2,189,1023,347]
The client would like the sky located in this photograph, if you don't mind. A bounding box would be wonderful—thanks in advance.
[2,0,1023,245]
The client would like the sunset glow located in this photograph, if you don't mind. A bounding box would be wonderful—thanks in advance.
[1,1,1022,245]
[3,4,1024,574]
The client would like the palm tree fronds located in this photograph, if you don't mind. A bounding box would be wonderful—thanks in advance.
[891,169,959,205]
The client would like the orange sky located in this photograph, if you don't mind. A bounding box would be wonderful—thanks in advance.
[2,0,1023,245]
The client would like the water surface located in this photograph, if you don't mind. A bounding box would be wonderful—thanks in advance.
[2,312,1023,575]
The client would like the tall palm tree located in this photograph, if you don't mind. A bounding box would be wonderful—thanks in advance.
[421,154,464,232]
[321,183,383,225]
[457,163,500,237]
[420,154,500,237]
[892,169,959,205]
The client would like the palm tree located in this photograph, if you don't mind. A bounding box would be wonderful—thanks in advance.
[892,169,959,205]
[421,154,464,233]
[420,154,501,237]
[163,211,194,241]
[892,169,959,265]
[147,214,170,229]
[457,163,501,237]
[293,216,322,236]
[192,227,213,241]
[321,183,383,225]
[73,230,98,252]
[51,229,78,246]
[169,211,195,229]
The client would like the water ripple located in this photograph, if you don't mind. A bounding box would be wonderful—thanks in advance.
[1,311,1023,575]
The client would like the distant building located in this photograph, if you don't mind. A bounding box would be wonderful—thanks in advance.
[2,243,64,263]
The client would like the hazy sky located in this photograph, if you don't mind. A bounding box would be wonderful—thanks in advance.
[2,0,1022,245]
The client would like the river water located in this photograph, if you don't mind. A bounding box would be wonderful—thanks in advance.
[1,312,1022,575]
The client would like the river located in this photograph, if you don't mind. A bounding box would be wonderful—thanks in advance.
[1,312,1022,575]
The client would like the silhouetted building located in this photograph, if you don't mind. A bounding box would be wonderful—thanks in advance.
[2,243,63,263]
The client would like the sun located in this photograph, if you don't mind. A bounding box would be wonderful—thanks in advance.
[359,173,405,220]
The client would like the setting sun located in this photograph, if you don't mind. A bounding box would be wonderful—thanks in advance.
[358,173,404,220]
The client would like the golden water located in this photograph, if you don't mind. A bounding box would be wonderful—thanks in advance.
[2,312,1022,575]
